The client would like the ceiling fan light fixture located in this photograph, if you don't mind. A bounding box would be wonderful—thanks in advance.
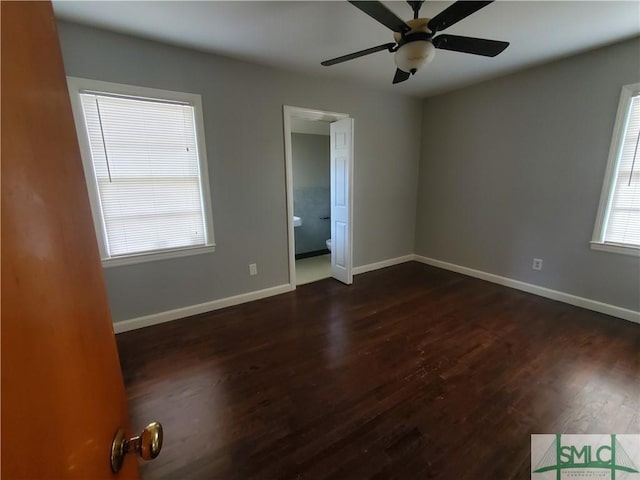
[394,40,435,73]
[321,1,509,85]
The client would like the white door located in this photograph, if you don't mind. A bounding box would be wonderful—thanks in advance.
[330,118,354,284]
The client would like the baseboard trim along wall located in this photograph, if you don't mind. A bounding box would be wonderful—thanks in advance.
[352,255,415,276]
[113,254,638,333]
[114,256,415,333]
[413,255,639,324]
[113,283,295,334]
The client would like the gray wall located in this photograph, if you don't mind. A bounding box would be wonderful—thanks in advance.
[415,37,640,311]
[292,133,330,190]
[292,133,330,255]
[57,22,421,322]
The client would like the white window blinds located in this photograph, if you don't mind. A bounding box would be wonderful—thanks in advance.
[604,94,640,247]
[80,92,209,258]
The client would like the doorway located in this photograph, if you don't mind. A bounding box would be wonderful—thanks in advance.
[283,106,354,287]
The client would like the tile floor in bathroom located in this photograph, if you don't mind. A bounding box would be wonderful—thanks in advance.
[295,254,331,285]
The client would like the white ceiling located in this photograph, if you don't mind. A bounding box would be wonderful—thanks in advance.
[52,1,640,98]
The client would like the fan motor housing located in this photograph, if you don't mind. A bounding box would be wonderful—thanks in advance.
[393,18,435,73]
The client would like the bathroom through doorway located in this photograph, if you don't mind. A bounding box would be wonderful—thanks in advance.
[283,106,354,287]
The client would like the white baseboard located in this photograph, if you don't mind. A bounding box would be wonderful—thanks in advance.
[414,255,639,324]
[114,255,415,333]
[113,283,295,334]
[353,255,415,275]
[114,254,638,333]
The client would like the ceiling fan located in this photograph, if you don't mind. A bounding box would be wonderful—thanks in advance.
[321,0,510,84]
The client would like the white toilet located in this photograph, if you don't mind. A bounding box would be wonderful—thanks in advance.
[326,239,331,252]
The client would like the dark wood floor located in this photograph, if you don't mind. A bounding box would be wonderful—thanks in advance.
[116,262,639,480]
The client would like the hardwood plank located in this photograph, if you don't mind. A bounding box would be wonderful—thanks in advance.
[116,262,639,479]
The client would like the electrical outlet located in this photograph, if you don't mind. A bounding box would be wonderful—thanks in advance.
[532,258,543,271]
[249,263,258,276]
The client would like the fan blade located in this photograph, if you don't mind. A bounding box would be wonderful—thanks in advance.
[392,68,411,84]
[348,1,411,33]
[321,43,396,66]
[432,34,509,57]
[428,1,493,33]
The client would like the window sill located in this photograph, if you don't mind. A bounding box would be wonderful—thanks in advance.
[101,244,216,268]
[590,241,640,257]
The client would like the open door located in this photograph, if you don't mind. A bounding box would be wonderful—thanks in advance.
[330,118,354,285]
[1,2,159,478]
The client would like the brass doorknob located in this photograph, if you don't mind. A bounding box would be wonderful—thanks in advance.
[111,422,163,472]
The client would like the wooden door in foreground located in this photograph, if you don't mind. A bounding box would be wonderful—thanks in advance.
[1,2,139,478]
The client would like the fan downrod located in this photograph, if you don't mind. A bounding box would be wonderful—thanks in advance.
[407,0,424,19]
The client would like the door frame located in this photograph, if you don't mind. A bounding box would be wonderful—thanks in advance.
[282,105,352,287]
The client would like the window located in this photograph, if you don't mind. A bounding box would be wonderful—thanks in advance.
[592,83,640,256]
[67,78,215,266]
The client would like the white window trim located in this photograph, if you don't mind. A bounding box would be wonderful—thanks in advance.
[67,77,215,267]
[591,82,640,257]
